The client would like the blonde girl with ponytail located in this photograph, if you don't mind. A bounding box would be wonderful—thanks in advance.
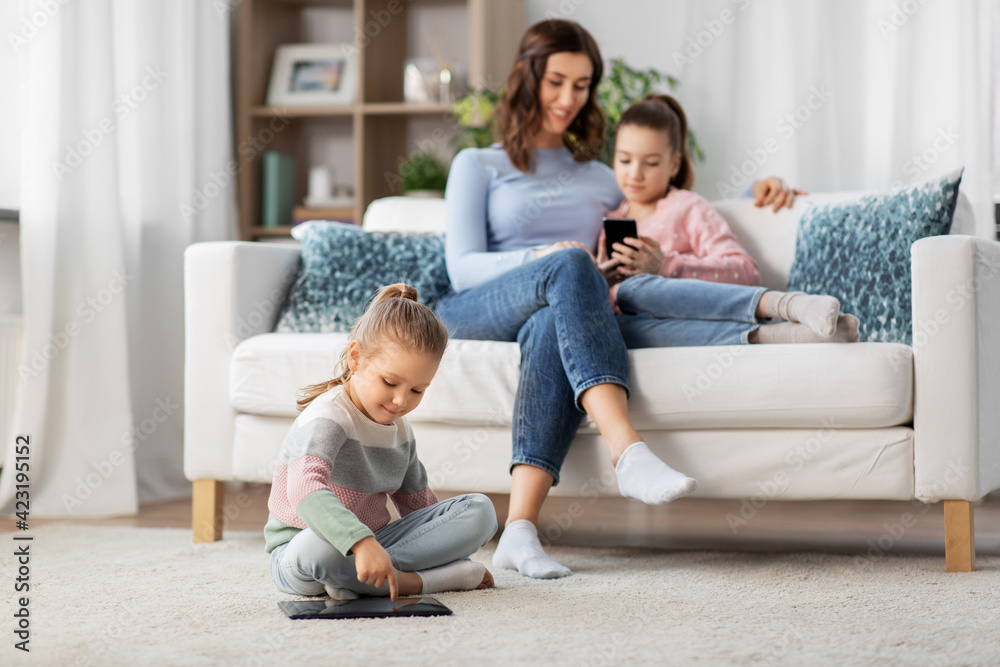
[265,283,497,602]
[599,94,861,346]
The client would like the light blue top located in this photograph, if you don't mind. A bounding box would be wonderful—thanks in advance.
[444,145,624,292]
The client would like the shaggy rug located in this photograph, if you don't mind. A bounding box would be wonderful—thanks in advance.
[1,524,998,666]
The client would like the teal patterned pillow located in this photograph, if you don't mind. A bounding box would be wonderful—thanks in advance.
[275,221,451,333]
[786,168,963,344]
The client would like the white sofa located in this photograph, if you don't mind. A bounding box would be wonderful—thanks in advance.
[183,193,1000,571]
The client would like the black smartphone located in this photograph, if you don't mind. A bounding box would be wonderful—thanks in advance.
[603,217,638,257]
[278,596,453,620]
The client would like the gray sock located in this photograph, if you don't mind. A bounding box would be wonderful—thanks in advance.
[755,314,860,344]
[761,291,840,337]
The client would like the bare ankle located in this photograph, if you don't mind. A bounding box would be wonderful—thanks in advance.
[397,571,423,596]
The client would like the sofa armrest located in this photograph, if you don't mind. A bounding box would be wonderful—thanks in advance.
[183,241,300,482]
[912,235,1000,501]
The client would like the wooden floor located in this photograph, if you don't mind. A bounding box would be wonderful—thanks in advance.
[5,484,1000,559]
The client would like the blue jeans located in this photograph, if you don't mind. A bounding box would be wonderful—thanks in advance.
[436,248,629,483]
[615,273,768,347]
[269,494,497,597]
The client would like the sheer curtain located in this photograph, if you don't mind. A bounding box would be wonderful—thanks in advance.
[672,0,998,238]
[0,0,236,516]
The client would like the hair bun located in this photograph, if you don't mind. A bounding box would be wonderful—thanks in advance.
[375,283,420,303]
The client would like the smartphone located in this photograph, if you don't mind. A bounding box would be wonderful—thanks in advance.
[603,217,638,257]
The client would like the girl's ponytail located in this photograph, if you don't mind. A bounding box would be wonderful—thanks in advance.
[618,93,695,191]
[373,282,420,303]
[296,283,448,411]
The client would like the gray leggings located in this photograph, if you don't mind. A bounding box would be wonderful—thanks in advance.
[269,493,497,597]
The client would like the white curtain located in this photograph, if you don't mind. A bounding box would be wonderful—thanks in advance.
[0,0,236,516]
[672,0,998,238]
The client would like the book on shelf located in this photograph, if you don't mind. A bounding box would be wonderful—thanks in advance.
[261,151,295,228]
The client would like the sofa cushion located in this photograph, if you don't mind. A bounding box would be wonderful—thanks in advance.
[786,168,963,344]
[274,221,451,333]
[231,334,914,430]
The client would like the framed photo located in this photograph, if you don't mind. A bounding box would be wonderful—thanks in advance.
[266,44,358,107]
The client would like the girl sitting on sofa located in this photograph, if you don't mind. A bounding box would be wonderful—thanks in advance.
[599,93,860,347]
[264,283,497,601]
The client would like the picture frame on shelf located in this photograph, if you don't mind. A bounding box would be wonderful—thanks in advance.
[266,43,358,107]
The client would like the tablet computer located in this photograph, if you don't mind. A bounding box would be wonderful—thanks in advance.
[278,596,453,620]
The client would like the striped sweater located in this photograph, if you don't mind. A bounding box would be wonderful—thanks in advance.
[263,384,438,555]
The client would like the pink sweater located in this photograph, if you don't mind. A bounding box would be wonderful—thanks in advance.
[605,188,761,312]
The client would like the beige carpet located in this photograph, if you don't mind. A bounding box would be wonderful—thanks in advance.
[1,524,998,666]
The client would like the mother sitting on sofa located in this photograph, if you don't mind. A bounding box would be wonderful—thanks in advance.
[437,18,810,581]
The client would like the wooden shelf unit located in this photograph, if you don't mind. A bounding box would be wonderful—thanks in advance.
[235,0,524,240]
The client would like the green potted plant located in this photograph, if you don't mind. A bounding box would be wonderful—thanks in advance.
[451,89,499,150]
[398,150,450,198]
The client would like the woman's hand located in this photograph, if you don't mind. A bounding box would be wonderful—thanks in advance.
[752,177,808,212]
[351,536,398,601]
[534,240,592,259]
[611,236,663,278]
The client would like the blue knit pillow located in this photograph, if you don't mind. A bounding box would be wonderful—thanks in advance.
[786,168,963,344]
[275,221,451,333]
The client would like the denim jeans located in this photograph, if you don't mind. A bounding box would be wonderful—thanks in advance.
[615,273,768,347]
[435,248,629,483]
[269,494,497,597]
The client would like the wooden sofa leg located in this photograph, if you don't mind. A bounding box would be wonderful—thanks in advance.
[943,500,975,572]
[192,479,224,543]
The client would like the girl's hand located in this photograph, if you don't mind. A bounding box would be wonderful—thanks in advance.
[534,241,593,260]
[351,536,398,601]
[596,232,623,284]
[752,177,808,212]
[613,236,663,277]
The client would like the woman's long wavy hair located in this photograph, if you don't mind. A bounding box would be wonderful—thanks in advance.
[618,94,695,191]
[495,19,606,173]
[296,283,449,411]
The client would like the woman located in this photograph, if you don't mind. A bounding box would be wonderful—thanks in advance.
[437,19,802,580]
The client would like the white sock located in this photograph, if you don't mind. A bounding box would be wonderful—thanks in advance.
[614,442,698,505]
[323,583,360,600]
[492,519,570,579]
[416,559,487,594]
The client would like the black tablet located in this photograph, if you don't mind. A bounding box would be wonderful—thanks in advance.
[278,596,453,620]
